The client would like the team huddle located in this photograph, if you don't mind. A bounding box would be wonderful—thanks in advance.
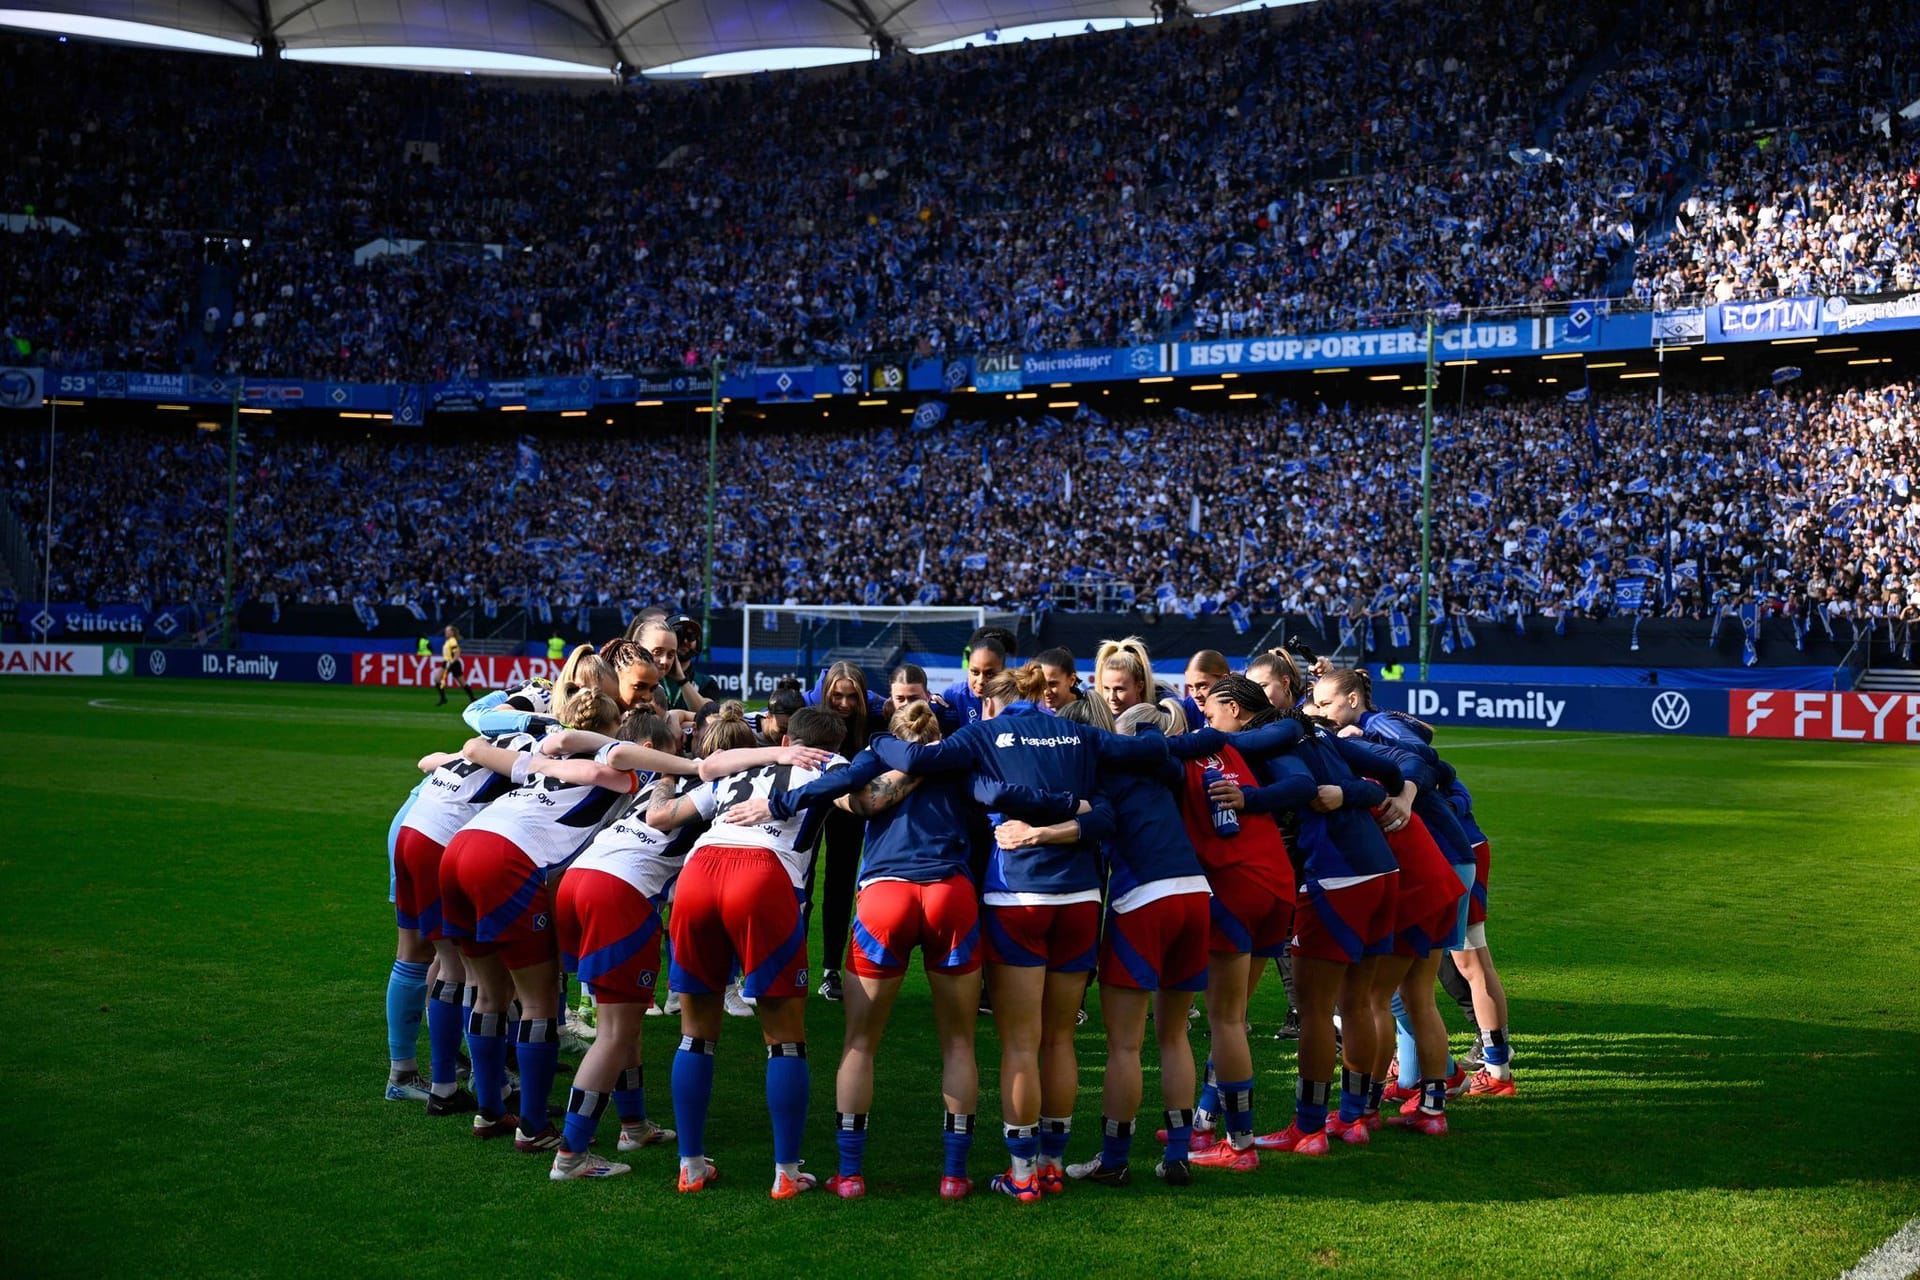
[379,617,1517,1199]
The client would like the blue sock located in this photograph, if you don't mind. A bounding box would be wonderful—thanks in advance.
[385,960,429,1065]
[1038,1116,1072,1162]
[563,1088,607,1154]
[1220,1078,1254,1140]
[1196,1058,1220,1122]
[672,1038,716,1157]
[1338,1067,1370,1123]
[836,1112,868,1176]
[1100,1117,1134,1167]
[1482,1027,1512,1067]
[1004,1124,1040,1173]
[766,1043,810,1166]
[1296,1077,1331,1134]
[467,1010,509,1118]
[1160,1109,1191,1163]
[942,1112,974,1178]
[426,980,465,1087]
[613,1065,646,1124]
[1390,991,1419,1088]
[515,1019,560,1132]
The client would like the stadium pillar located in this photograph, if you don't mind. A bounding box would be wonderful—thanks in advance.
[41,397,55,622]
[701,357,722,643]
[222,384,239,649]
[1657,338,1671,608]
[1418,315,1435,680]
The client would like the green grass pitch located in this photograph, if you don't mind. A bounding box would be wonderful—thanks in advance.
[3,678,1916,1278]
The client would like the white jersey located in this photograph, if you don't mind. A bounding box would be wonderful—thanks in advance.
[689,757,850,888]
[400,732,537,846]
[461,751,639,870]
[570,777,703,903]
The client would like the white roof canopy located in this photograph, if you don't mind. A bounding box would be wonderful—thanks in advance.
[3,1,1280,72]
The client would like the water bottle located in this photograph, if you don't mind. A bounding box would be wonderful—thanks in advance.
[1202,765,1241,837]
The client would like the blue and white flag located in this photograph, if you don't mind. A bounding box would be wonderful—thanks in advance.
[1228,600,1251,636]
[1389,609,1411,648]
[1565,385,1590,404]
[1625,555,1660,577]
[1625,476,1651,495]
[1771,366,1803,386]
[1073,403,1108,426]
[911,400,948,432]
[1455,616,1477,650]
[1468,490,1492,509]
[960,552,989,571]
[1615,578,1647,610]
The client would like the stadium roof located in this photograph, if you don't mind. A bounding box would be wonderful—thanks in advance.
[0,1,1297,75]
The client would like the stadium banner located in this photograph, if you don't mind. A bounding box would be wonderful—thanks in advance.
[1024,345,1165,383]
[1817,290,1920,335]
[0,367,44,409]
[1387,681,1730,736]
[136,647,353,683]
[1175,321,1538,373]
[867,360,908,394]
[596,370,711,402]
[756,366,819,402]
[973,351,1024,392]
[482,377,594,412]
[15,601,198,642]
[0,643,103,676]
[1728,689,1920,744]
[1706,296,1821,343]
[352,651,561,688]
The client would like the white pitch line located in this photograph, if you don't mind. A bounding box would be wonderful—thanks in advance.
[1839,1215,1920,1280]
[86,697,445,728]
[1443,734,1622,749]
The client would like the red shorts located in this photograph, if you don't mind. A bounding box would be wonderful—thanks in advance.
[1382,815,1462,957]
[439,829,556,971]
[982,901,1101,972]
[1468,839,1491,926]
[1099,892,1210,992]
[669,845,809,1000]
[1293,873,1397,964]
[556,868,663,1005]
[1205,864,1296,958]
[393,826,448,938]
[847,876,982,979]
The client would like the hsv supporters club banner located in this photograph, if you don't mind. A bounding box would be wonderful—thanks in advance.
[353,652,561,688]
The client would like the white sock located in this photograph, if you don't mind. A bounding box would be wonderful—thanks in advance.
[775,1160,803,1181]
[1010,1153,1037,1180]
[681,1155,709,1180]
[389,1060,416,1082]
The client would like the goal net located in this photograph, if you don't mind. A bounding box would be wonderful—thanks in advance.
[736,605,1021,703]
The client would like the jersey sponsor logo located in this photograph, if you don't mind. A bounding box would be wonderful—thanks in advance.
[993,732,1078,749]
[1649,691,1692,730]
[1730,690,1920,743]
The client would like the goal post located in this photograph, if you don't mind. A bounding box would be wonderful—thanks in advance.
[736,605,1020,702]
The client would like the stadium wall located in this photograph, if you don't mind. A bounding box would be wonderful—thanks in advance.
[19,640,1915,744]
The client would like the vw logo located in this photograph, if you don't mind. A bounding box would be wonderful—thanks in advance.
[148,650,168,675]
[1650,691,1691,731]
[316,654,337,681]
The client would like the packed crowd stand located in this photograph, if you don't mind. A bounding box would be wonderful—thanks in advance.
[6,2,1915,384]
[5,378,1913,630]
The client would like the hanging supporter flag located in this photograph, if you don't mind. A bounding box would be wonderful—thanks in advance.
[405,600,428,622]
[1364,615,1377,653]
[1455,616,1477,650]
[911,400,948,432]
[1791,611,1806,652]
[1771,366,1803,386]
[1188,494,1203,535]
[1227,600,1251,636]
[1306,601,1325,636]
[1439,623,1455,655]
[1389,609,1411,648]
[0,367,44,410]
